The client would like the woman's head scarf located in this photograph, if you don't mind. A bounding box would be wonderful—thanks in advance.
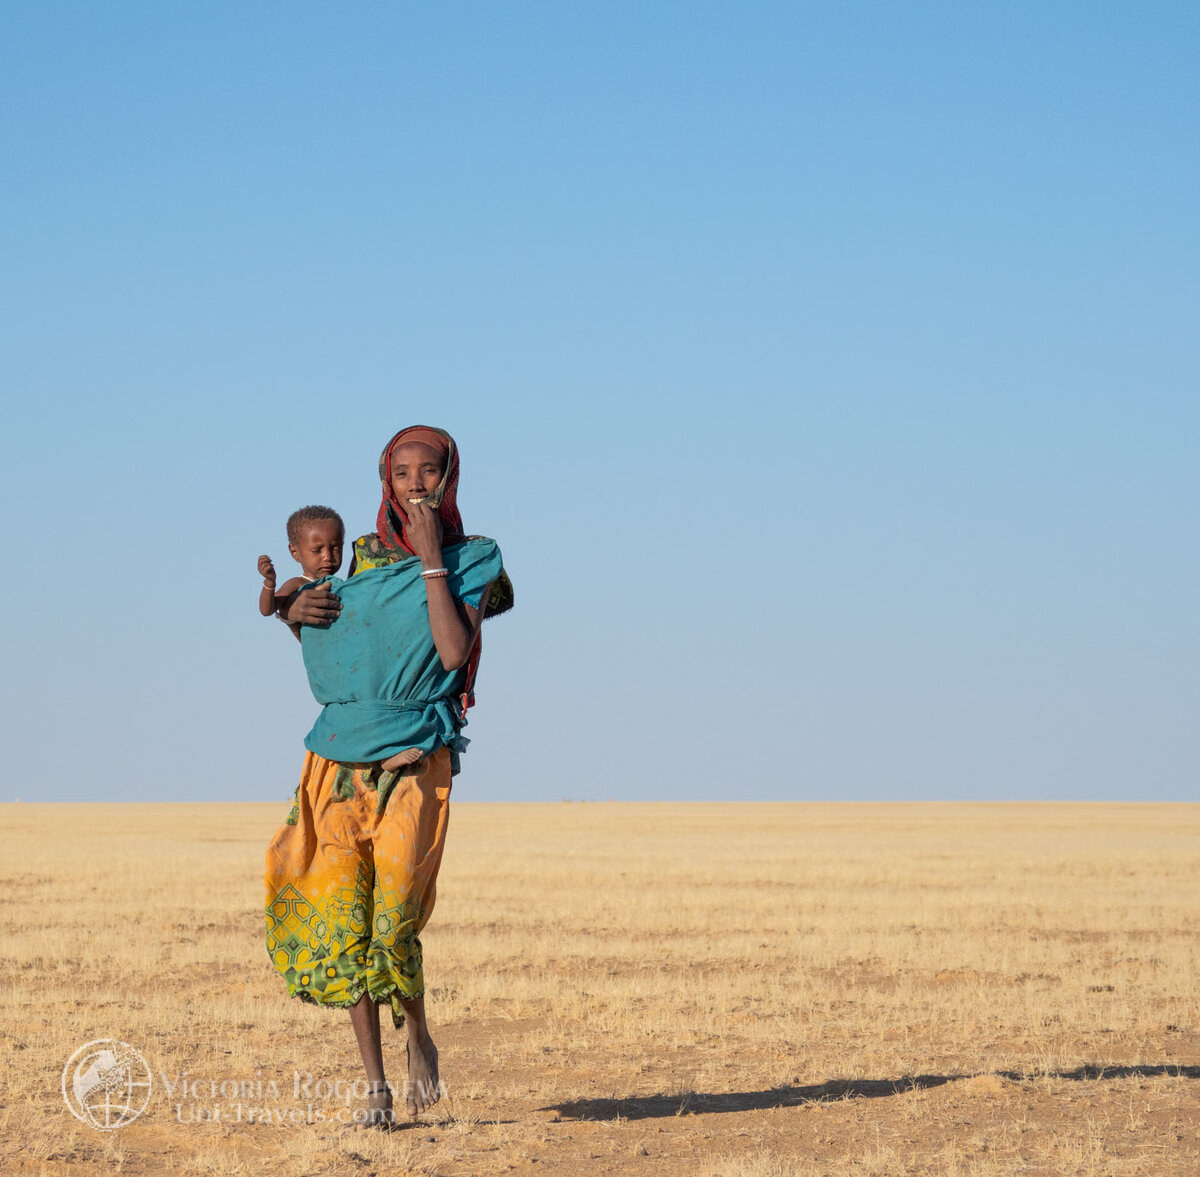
[376,426,465,555]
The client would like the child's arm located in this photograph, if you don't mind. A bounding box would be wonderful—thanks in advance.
[258,555,278,616]
[271,578,308,610]
[274,578,326,642]
[259,556,308,619]
[277,582,342,641]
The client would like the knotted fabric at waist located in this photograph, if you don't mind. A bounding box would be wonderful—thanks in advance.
[304,695,468,775]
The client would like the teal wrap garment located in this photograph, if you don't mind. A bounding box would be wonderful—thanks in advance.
[300,537,504,770]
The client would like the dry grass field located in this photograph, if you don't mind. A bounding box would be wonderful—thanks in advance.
[1,799,1198,1176]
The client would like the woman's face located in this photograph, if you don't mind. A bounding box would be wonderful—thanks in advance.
[390,441,445,507]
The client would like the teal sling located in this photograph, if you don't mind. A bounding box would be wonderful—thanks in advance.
[300,537,503,769]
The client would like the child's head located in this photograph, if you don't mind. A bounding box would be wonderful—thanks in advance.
[286,505,345,579]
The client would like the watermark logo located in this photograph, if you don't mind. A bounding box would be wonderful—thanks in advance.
[62,1040,153,1131]
[165,1071,450,1125]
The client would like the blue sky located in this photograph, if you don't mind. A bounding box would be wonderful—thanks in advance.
[2,2,1196,802]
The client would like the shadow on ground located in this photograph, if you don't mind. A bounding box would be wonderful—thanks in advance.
[543,1064,1200,1122]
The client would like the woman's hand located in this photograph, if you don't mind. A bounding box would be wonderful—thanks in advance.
[278,583,342,627]
[403,500,445,568]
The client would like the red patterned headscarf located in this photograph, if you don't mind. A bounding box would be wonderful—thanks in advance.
[376,426,465,555]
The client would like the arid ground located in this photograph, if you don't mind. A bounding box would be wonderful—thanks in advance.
[1,800,1197,1176]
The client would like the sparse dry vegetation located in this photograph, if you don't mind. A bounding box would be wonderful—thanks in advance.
[1,801,1197,1175]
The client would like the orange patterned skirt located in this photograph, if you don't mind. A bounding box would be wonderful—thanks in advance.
[264,747,451,1028]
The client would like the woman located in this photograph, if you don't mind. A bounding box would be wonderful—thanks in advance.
[265,425,513,1127]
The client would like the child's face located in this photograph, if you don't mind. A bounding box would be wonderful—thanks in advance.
[288,520,344,579]
[390,442,445,507]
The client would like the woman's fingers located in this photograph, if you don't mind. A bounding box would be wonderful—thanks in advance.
[311,586,342,615]
[402,501,444,563]
[292,585,342,625]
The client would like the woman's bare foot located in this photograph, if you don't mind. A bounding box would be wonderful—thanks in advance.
[347,996,393,1129]
[396,993,441,1117]
[347,1081,394,1131]
[404,1032,440,1117]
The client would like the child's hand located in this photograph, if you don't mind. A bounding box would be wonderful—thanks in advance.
[258,554,277,588]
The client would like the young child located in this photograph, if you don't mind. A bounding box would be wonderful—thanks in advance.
[258,505,345,617]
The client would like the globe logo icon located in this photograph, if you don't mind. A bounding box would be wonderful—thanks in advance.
[61,1040,153,1131]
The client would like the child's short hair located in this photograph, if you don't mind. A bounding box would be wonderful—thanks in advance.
[287,505,345,545]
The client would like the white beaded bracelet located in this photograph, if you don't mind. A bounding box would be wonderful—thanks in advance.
[421,567,449,578]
